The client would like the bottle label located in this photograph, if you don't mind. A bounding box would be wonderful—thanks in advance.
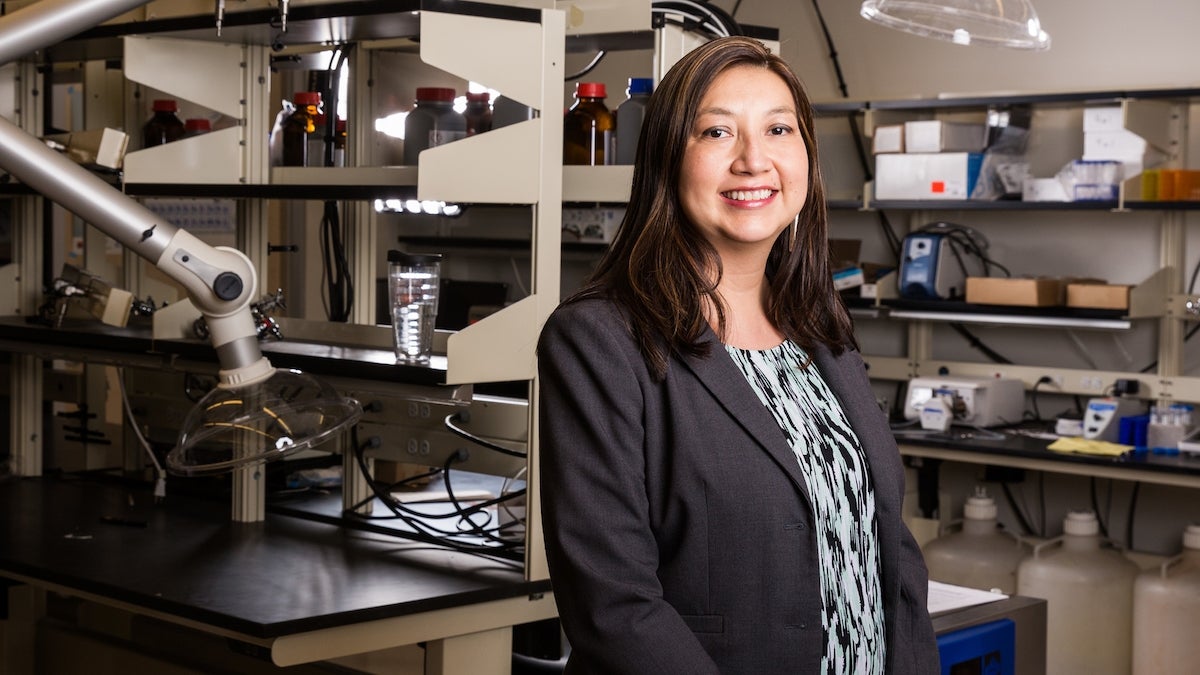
[429,129,467,147]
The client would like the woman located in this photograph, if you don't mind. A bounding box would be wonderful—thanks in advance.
[537,36,939,674]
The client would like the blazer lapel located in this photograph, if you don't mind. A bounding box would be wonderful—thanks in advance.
[810,346,904,513]
[678,331,813,498]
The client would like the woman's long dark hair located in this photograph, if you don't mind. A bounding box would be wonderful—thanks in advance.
[572,36,856,379]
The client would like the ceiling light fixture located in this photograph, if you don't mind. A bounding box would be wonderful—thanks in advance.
[860,0,1051,50]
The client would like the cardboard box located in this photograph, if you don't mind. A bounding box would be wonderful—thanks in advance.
[875,153,983,200]
[904,120,987,153]
[966,276,1064,307]
[1066,282,1131,310]
[872,124,904,154]
[829,238,863,290]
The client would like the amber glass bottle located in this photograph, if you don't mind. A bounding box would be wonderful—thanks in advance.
[281,91,321,167]
[142,99,185,148]
[563,82,614,166]
[464,92,493,136]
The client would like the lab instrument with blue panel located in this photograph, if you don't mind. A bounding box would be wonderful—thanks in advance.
[937,618,1014,675]
[899,232,964,300]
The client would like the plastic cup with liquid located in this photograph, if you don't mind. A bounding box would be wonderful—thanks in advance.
[387,251,442,364]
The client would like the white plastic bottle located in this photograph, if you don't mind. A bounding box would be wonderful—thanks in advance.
[614,77,652,165]
[1017,511,1138,675]
[1132,524,1200,675]
[923,488,1028,593]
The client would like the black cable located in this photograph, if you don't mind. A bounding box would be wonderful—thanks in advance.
[444,412,527,458]
[345,430,525,556]
[999,480,1034,536]
[1030,376,1052,422]
[1038,472,1046,537]
[730,0,744,17]
[917,222,1011,278]
[1126,481,1140,550]
[1141,322,1200,373]
[322,48,348,167]
[565,51,606,81]
[653,1,742,37]
[1090,477,1110,538]
[950,323,1014,364]
[320,199,353,321]
[808,0,901,262]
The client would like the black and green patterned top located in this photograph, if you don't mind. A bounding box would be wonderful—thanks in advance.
[726,340,886,674]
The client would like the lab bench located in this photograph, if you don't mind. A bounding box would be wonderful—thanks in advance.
[897,427,1200,490]
[0,474,553,673]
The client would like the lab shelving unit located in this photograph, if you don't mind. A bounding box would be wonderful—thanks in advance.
[813,87,1200,405]
[2,1,582,671]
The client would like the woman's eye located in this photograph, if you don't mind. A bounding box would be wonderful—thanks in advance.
[702,128,729,139]
[769,125,792,135]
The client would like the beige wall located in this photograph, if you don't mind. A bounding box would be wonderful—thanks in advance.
[760,0,1200,101]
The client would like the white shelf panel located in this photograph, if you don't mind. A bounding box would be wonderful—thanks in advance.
[124,127,243,184]
[563,165,633,202]
[888,310,1133,330]
[446,295,540,385]
[420,11,547,111]
[418,121,543,204]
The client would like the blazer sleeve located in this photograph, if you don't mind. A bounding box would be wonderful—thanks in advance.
[537,301,721,674]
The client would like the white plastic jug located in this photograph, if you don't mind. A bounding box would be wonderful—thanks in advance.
[1016,511,1138,675]
[924,489,1028,593]
[1132,524,1200,675]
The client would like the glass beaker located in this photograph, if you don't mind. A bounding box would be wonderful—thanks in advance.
[387,251,442,364]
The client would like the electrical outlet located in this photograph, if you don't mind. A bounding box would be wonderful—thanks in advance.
[1079,376,1104,391]
[562,207,624,242]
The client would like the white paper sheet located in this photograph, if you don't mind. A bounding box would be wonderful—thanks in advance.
[927,580,1009,615]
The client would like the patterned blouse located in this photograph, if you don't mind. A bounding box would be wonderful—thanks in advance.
[726,340,886,674]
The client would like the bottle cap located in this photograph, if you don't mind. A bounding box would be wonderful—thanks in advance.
[963,493,997,521]
[292,91,321,106]
[466,91,491,103]
[1183,524,1200,550]
[387,250,443,266]
[1063,510,1099,536]
[184,118,211,133]
[576,82,606,99]
[627,77,654,96]
[152,99,178,112]
[415,87,456,103]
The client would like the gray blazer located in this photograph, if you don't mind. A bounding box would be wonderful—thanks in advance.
[538,297,939,674]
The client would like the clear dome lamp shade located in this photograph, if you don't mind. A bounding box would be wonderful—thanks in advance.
[860,0,1051,50]
[166,369,363,476]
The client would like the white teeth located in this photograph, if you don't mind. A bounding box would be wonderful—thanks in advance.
[723,189,773,201]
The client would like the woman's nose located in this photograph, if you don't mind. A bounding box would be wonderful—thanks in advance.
[732,135,770,174]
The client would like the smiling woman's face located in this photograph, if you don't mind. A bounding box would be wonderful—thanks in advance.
[678,64,809,258]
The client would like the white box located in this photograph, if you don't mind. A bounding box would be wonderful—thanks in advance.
[872,124,904,154]
[1083,105,1124,133]
[904,120,987,153]
[1022,177,1070,202]
[44,128,129,170]
[875,153,983,200]
[1083,129,1147,162]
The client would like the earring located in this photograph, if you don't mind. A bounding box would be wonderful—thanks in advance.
[788,214,799,252]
